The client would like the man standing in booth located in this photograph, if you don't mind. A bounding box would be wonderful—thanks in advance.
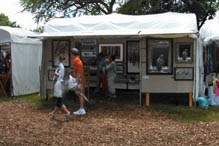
[71,48,86,116]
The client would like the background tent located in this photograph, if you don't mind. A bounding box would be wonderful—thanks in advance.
[200,12,219,46]
[200,12,219,98]
[0,26,42,96]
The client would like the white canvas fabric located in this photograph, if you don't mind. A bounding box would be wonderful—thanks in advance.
[42,12,198,37]
[11,42,42,96]
[0,27,42,96]
[194,38,205,100]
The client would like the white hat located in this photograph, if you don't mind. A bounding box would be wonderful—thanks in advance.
[71,48,79,54]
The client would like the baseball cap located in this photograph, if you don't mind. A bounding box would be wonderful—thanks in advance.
[71,48,79,54]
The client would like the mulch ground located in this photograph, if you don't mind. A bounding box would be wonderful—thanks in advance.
[0,100,219,146]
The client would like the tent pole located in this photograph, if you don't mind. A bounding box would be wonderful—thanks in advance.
[138,32,142,106]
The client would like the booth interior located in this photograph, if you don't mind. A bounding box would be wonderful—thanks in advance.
[0,42,11,97]
[41,36,197,106]
[42,37,141,101]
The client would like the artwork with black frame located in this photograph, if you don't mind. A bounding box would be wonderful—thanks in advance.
[147,39,172,74]
[174,67,194,80]
[48,68,56,81]
[176,42,193,63]
[52,40,70,67]
[127,41,139,73]
[99,44,123,62]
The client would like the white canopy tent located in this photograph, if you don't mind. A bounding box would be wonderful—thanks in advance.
[0,26,42,96]
[42,12,197,38]
[200,12,219,45]
[40,12,202,103]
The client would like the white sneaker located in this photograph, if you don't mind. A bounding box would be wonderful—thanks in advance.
[64,112,71,122]
[73,108,86,116]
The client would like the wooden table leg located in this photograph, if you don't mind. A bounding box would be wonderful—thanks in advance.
[189,92,193,107]
[145,93,150,106]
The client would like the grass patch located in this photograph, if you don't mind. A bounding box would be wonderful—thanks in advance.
[151,104,219,122]
[15,92,77,110]
[2,94,219,122]
[17,94,41,103]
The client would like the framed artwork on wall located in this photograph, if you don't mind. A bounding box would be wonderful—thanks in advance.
[175,42,193,63]
[127,41,140,73]
[99,44,123,62]
[116,63,124,74]
[174,67,194,80]
[52,40,71,67]
[48,68,56,81]
[147,39,172,74]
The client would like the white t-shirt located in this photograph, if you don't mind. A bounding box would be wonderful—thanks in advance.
[55,63,65,82]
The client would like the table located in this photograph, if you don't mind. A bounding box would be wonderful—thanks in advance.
[0,74,10,97]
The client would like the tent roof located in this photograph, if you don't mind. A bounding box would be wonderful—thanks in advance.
[42,12,198,38]
[200,12,219,45]
[0,26,40,44]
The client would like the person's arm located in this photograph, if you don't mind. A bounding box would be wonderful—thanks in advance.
[106,62,112,71]
[106,62,116,73]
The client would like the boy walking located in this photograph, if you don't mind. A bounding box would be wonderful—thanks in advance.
[49,56,70,120]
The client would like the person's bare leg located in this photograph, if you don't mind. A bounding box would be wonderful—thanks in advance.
[49,106,59,118]
[79,95,85,108]
[62,104,70,115]
[79,86,85,108]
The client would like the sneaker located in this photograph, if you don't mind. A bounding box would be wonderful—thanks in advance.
[64,113,70,122]
[73,108,86,116]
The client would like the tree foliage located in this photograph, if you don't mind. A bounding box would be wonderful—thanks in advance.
[20,0,124,23]
[0,13,20,27]
[32,26,44,33]
[119,0,219,30]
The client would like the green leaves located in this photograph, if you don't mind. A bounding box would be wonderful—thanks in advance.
[119,0,219,30]
[0,13,20,27]
[20,0,121,23]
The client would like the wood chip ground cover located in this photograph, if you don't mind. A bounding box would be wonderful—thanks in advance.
[0,100,218,146]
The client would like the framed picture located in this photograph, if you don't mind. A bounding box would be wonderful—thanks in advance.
[52,40,70,67]
[147,39,172,74]
[48,68,55,81]
[99,44,123,62]
[176,42,193,63]
[174,67,194,80]
[127,41,139,73]
[116,63,124,74]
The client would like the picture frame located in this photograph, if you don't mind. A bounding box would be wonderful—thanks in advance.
[99,44,123,62]
[52,40,71,67]
[147,39,172,74]
[127,41,140,73]
[175,42,193,63]
[116,63,124,74]
[174,67,194,80]
[48,68,56,81]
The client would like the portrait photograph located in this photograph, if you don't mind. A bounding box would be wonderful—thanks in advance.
[147,39,172,74]
[176,42,193,63]
[127,41,140,73]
